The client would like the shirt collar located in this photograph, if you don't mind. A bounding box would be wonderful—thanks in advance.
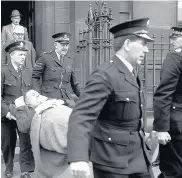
[115,54,133,73]
[55,51,60,60]
[12,23,17,29]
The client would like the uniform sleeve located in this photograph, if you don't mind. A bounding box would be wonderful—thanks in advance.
[1,26,6,44]
[24,27,29,41]
[67,70,112,162]
[1,69,9,118]
[32,55,45,93]
[153,53,182,132]
[70,71,81,97]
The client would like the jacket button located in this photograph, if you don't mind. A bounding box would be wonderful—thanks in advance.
[173,106,176,109]
[126,98,129,101]
[141,104,143,107]
[140,90,142,93]
[108,137,112,141]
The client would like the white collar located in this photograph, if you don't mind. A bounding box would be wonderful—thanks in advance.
[55,51,60,60]
[115,54,133,73]
[12,23,18,29]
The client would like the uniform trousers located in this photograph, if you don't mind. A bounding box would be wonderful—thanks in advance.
[159,139,182,178]
[1,121,35,173]
[93,167,151,178]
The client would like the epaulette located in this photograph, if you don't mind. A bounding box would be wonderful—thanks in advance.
[66,53,74,59]
[39,50,52,57]
[97,60,114,71]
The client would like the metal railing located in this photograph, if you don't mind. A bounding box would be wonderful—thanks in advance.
[77,2,171,121]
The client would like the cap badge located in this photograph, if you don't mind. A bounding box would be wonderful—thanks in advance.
[19,42,23,47]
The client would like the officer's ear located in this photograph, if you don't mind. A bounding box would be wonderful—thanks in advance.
[123,39,131,52]
[54,42,58,49]
[10,51,16,58]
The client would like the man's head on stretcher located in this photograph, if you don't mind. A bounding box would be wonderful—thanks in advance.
[24,90,48,108]
[15,89,76,109]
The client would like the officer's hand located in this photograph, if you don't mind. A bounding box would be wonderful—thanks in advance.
[156,132,171,145]
[70,161,90,178]
[149,130,158,140]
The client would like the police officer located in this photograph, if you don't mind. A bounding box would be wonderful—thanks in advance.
[67,18,154,178]
[1,25,36,75]
[153,27,182,178]
[1,41,34,178]
[32,32,80,106]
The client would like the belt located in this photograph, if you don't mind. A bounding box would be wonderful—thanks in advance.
[97,119,141,132]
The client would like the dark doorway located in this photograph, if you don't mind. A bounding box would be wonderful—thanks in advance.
[1,1,35,46]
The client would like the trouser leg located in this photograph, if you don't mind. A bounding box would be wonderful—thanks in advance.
[159,140,182,178]
[1,121,17,172]
[18,130,35,173]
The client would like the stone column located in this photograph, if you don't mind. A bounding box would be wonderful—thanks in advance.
[35,1,71,56]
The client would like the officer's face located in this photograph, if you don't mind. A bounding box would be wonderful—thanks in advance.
[127,38,149,66]
[10,50,27,66]
[11,16,21,25]
[170,36,182,49]
[55,42,69,56]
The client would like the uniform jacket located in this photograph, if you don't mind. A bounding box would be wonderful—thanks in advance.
[153,50,182,139]
[32,50,80,100]
[1,24,29,44]
[1,61,32,122]
[67,55,152,174]
[1,40,36,76]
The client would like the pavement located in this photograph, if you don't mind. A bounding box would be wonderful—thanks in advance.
[1,117,161,178]
[1,163,160,178]
[1,147,161,178]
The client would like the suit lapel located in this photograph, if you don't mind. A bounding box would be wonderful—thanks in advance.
[113,55,139,89]
[8,24,14,36]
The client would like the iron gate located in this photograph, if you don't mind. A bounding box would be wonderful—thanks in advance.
[76,1,171,122]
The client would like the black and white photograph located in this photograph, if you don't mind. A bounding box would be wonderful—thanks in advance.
[1,0,182,178]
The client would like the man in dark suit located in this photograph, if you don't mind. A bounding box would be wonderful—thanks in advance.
[67,18,154,178]
[1,10,29,44]
[1,41,34,178]
[1,25,36,75]
[153,27,182,178]
[32,32,80,104]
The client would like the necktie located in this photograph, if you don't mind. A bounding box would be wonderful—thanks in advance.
[60,55,64,66]
[132,68,137,77]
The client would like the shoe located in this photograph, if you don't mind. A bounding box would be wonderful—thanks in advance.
[4,169,13,178]
[20,172,31,178]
